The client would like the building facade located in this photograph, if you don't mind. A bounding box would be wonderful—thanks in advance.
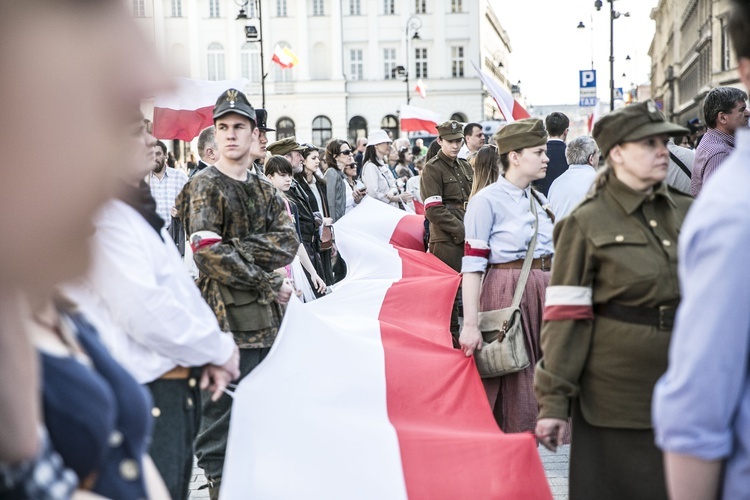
[650,0,741,127]
[133,0,514,150]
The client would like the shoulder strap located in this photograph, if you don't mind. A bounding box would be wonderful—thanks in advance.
[669,151,691,178]
[530,189,555,224]
[510,194,539,308]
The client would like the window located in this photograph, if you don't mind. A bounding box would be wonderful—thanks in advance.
[451,0,462,13]
[209,0,220,17]
[350,49,363,80]
[383,48,397,80]
[207,42,225,81]
[312,116,333,146]
[240,43,261,82]
[350,0,361,15]
[171,0,182,17]
[384,0,395,15]
[415,0,426,14]
[276,117,296,140]
[348,116,368,145]
[451,46,464,77]
[381,115,399,140]
[312,0,324,16]
[277,0,288,16]
[415,48,428,78]
[133,0,145,17]
[721,18,731,71]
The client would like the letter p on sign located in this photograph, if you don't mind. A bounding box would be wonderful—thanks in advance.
[580,70,596,88]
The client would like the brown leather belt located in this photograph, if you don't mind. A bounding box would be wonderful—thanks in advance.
[594,303,677,331]
[489,255,552,272]
[160,366,191,379]
[444,202,468,210]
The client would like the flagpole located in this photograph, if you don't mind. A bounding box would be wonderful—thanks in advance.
[258,0,265,108]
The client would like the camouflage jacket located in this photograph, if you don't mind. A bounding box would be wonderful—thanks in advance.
[176,167,298,348]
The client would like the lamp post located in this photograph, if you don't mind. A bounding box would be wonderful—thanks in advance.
[576,16,594,70]
[236,0,266,108]
[594,0,629,111]
[404,15,422,105]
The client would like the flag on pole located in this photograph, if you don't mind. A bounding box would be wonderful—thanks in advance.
[399,105,440,133]
[271,45,300,69]
[220,198,553,500]
[470,61,529,123]
[414,79,426,99]
[588,98,601,132]
[152,77,249,141]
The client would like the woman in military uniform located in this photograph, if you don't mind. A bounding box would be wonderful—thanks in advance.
[459,119,554,433]
[534,101,692,500]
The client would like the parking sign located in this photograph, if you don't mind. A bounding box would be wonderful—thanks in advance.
[579,70,597,107]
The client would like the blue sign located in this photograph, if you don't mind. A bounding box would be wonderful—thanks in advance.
[579,70,597,88]
[579,70,597,107]
[615,87,624,100]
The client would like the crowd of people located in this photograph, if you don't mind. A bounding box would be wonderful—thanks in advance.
[3,0,750,499]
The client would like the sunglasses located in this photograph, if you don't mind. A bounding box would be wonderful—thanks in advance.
[339,150,354,155]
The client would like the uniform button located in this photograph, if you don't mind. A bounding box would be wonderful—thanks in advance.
[662,239,672,247]
[151,407,161,418]
[108,430,123,447]
[187,397,194,407]
[188,377,197,388]
[615,235,625,242]
[119,459,140,481]
[649,220,658,228]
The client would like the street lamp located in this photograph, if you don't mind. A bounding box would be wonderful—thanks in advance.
[576,16,594,70]
[404,15,422,105]
[594,0,629,111]
[235,0,266,108]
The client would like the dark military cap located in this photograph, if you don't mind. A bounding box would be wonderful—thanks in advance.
[255,109,275,132]
[494,118,548,154]
[267,137,305,156]
[437,120,464,141]
[213,88,256,124]
[593,101,689,158]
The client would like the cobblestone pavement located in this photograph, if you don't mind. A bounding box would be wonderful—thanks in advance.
[188,444,570,499]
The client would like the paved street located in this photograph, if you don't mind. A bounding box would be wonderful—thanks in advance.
[188,444,570,499]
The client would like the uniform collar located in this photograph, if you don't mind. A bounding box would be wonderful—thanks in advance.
[607,173,676,214]
[497,175,530,203]
[437,150,458,165]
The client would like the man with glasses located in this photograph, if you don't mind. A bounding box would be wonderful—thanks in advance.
[547,135,600,220]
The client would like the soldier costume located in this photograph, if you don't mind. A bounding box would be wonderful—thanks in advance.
[176,89,298,498]
[535,102,691,500]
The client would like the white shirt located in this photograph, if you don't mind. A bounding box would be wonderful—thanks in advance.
[457,144,470,160]
[406,175,422,203]
[547,163,598,220]
[361,160,399,208]
[63,199,235,384]
[148,167,188,228]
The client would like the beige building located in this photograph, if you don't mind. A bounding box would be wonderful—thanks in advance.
[132,0,514,153]
[650,0,742,126]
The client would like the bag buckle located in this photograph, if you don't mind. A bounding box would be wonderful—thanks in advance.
[658,305,675,331]
[540,254,551,272]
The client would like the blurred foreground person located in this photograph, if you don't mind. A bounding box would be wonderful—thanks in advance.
[0,0,166,495]
[535,102,691,500]
[653,2,750,498]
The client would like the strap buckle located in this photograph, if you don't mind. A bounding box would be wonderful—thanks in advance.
[658,305,676,331]
[539,254,552,272]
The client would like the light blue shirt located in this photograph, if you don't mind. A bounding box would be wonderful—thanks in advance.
[547,164,597,221]
[653,128,750,499]
[462,176,554,274]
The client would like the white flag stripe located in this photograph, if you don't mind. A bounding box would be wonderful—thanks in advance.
[545,285,593,306]
[153,77,249,110]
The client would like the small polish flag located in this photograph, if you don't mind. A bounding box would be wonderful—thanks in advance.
[399,104,440,134]
[271,45,300,69]
[470,61,530,123]
[414,79,426,99]
[220,198,553,500]
[152,77,249,142]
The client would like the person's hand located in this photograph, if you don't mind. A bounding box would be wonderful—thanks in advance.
[400,192,413,203]
[200,365,235,402]
[169,206,178,218]
[458,324,483,356]
[535,418,567,452]
[353,188,365,203]
[310,274,327,293]
[275,278,294,305]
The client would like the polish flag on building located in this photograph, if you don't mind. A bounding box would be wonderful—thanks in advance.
[220,198,552,500]
[414,78,427,99]
[152,77,249,142]
[271,45,300,69]
[399,104,440,134]
[471,61,530,123]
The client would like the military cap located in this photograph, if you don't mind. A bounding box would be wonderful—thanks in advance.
[255,109,275,132]
[267,137,305,156]
[493,118,548,154]
[593,101,689,158]
[437,120,464,141]
[213,88,256,124]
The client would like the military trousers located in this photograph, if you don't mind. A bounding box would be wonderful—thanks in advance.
[429,241,463,339]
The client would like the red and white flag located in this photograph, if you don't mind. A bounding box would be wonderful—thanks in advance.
[399,105,440,134]
[220,198,552,500]
[414,78,427,99]
[471,61,530,123]
[271,45,300,69]
[152,77,249,142]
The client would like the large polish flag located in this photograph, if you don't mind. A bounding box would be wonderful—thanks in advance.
[471,61,530,123]
[400,104,440,134]
[220,198,552,500]
[152,77,249,142]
